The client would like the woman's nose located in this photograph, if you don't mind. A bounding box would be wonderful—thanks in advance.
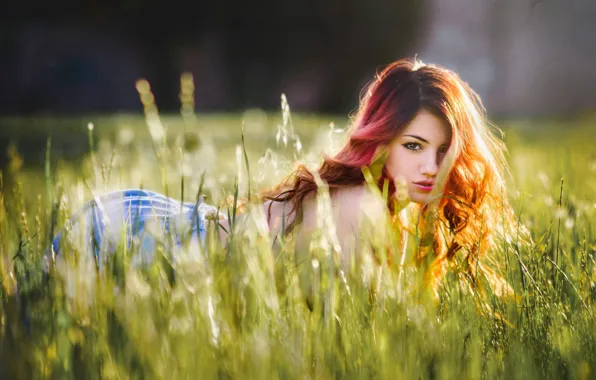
[421,153,439,176]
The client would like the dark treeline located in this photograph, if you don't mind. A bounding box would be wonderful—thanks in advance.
[0,0,425,115]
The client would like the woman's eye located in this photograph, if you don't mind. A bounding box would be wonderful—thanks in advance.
[403,142,421,151]
[439,146,449,154]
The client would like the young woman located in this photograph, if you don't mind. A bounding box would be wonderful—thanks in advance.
[50,57,524,297]
[258,57,525,297]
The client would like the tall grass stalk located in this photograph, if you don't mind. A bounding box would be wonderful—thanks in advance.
[0,111,595,379]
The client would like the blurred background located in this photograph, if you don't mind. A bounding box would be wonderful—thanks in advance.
[3,3,596,378]
[1,0,595,166]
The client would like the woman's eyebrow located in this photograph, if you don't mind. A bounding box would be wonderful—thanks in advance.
[403,134,429,143]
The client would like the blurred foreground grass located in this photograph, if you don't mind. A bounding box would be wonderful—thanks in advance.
[0,112,595,379]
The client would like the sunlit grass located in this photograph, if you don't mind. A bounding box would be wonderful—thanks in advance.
[0,109,595,379]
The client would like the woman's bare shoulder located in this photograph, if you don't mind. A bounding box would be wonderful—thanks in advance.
[262,185,386,239]
[332,185,385,218]
[263,199,296,232]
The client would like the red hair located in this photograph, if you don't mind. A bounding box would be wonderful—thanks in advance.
[261,58,527,296]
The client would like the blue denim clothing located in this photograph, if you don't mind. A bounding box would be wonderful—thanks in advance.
[49,189,217,268]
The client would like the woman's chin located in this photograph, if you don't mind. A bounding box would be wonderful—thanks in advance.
[409,192,431,205]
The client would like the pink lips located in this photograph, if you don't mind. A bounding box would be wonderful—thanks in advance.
[414,181,434,192]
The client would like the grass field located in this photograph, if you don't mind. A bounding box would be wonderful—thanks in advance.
[0,110,595,379]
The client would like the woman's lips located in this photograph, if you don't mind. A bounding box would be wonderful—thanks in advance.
[413,182,434,192]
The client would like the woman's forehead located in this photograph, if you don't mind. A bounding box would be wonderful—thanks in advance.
[400,110,451,142]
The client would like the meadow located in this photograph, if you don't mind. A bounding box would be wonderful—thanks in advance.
[0,101,595,379]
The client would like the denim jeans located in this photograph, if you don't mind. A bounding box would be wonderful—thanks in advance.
[48,189,215,269]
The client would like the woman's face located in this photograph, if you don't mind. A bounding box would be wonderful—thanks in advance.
[385,110,452,204]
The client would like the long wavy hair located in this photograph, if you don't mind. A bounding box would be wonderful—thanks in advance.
[261,58,527,296]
